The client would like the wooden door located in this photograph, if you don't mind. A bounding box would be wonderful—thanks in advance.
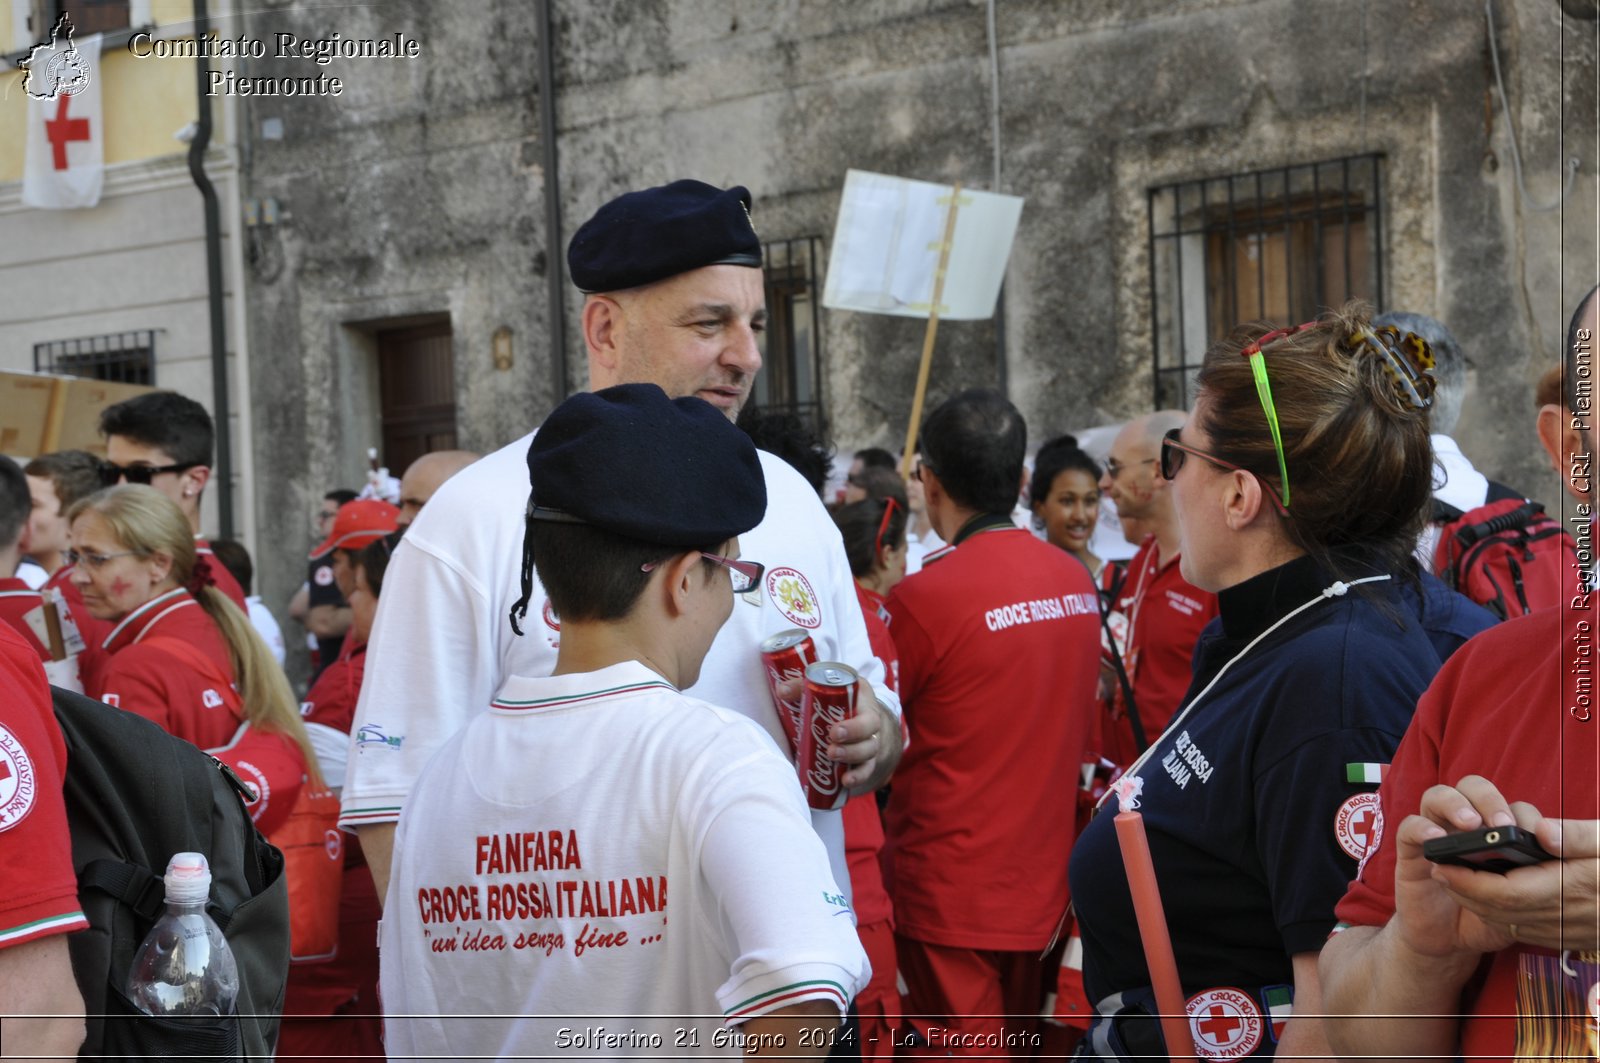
[377,321,456,475]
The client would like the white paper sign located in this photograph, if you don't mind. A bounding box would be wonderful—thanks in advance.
[822,170,1024,321]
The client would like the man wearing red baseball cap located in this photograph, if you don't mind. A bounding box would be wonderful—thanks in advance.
[310,499,400,600]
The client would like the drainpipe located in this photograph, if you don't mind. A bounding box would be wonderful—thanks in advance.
[189,0,233,537]
[535,0,568,401]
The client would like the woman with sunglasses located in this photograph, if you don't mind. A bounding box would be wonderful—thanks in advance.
[1067,305,1457,1060]
[831,493,909,1056]
[67,484,317,835]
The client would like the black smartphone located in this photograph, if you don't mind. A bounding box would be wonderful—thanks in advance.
[1422,825,1555,873]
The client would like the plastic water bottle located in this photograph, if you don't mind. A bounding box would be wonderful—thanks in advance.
[125,852,240,1017]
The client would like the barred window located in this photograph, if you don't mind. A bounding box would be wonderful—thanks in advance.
[753,236,826,437]
[35,330,156,386]
[1148,154,1385,409]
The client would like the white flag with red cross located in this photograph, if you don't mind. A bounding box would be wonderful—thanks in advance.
[20,22,103,210]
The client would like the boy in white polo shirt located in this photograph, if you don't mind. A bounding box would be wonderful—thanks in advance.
[380,384,868,1059]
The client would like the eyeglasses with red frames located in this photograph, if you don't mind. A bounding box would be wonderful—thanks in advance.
[641,552,766,595]
[1159,428,1288,516]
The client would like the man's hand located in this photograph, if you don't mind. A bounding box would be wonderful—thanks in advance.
[1418,776,1600,952]
[1398,775,1599,957]
[773,677,901,795]
[832,680,901,794]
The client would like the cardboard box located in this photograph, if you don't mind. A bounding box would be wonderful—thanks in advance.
[0,370,156,459]
[52,377,158,457]
[0,371,61,457]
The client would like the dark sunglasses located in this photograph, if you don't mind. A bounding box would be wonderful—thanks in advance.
[1159,428,1288,516]
[100,461,200,487]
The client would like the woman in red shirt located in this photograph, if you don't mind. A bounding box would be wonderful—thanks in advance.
[832,493,909,1056]
[67,484,315,835]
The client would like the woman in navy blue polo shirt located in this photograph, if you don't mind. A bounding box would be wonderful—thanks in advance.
[1068,305,1461,1060]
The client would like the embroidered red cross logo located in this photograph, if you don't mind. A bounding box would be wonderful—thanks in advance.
[46,94,90,170]
[1352,809,1375,841]
[1198,1004,1243,1043]
[0,759,11,784]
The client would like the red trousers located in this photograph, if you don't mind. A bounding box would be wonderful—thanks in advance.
[275,861,384,1062]
[894,936,1044,1058]
[857,918,901,1057]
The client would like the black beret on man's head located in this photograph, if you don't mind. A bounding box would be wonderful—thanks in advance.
[567,180,763,294]
[527,383,767,546]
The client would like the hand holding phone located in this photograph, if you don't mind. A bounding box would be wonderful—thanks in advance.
[1422,825,1555,874]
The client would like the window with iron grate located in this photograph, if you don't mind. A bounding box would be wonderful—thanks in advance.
[1147,155,1385,410]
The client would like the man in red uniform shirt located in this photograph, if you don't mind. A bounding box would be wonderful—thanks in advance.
[0,457,52,663]
[0,623,88,1057]
[1320,287,1600,1060]
[98,391,248,612]
[1098,410,1218,766]
[886,389,1101,1054]
[26,451,116,690]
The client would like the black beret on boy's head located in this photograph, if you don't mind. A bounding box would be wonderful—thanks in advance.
[567,180,763,294]
[527,384,766,546]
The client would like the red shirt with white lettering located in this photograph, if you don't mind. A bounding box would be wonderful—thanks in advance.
[885,526,1101,950]
[0,624,88,950]
[1107,535,1218,767]
[1334,606,1599,1060]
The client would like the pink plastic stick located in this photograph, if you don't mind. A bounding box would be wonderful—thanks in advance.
[1114,810,1197,1063]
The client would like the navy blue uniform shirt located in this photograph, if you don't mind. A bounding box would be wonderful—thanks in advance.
[1069,553,1453,1053]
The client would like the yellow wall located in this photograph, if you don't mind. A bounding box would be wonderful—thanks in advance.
[1,1,226,181]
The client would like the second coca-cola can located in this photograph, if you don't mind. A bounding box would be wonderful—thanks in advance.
[760,629,816,757]
[797,661,858,811]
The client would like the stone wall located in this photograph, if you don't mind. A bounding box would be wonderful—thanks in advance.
[241,0,1597,662]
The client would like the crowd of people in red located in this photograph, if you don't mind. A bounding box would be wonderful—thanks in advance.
[0,177,1593,1063]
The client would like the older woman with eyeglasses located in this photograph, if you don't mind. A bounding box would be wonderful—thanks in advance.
[1066,305,1471,1060]
[67,484,317,835]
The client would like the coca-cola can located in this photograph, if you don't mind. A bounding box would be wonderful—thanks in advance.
[760,629,816,757]
[797,661,858,811]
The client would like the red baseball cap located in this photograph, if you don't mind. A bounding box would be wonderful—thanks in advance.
[309,499,400,560]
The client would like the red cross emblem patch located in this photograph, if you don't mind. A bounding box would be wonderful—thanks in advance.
[1335,791,1381,860]
[0,725,38,832]
[1186,987,1264,1059]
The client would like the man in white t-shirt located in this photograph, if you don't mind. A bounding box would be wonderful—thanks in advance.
[381,384,868,1059]
[343,180,902,905]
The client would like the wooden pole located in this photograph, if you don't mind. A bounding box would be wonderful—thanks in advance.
[898,182,964,481]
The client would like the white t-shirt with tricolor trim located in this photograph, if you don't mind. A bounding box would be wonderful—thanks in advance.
[379,661,869,1060]
[342,432,900,903]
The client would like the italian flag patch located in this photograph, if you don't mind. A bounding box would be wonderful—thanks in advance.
[1344,762,1388,784]
[1263,984,1293,1041]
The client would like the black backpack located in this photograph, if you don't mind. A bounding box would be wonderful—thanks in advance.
[1431,481,1579,621]
[51,685,290,1062]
